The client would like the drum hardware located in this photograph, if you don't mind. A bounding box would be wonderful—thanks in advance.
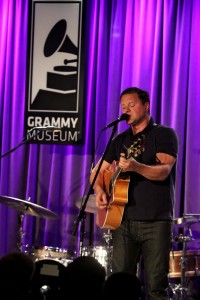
[17,213,26,252]
[195,255,200,276]
[81,246,109,270]
[169,250,200,278]
[26,245,75,266]
[78,210,86,256]
[174,213,200,228]
[169,235,192,299]
[102,229,113,276]
[170,215,199,299]
[78,229,113,276]
[0,195,59,252]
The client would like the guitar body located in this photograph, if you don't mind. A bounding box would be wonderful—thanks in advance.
[96,164,130,229]
[96,138,144,230]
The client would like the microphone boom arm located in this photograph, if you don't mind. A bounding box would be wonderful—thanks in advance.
[102,113,129,130]
[0,127,59,159]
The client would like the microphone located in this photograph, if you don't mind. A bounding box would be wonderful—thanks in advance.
[102,113,129,130]
[29,126,61,132]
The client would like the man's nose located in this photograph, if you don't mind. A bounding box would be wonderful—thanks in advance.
[124,105,130,112]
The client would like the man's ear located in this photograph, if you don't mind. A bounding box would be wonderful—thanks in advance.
[144,102,150,112]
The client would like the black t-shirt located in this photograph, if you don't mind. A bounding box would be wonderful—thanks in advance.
[104,118,179,221]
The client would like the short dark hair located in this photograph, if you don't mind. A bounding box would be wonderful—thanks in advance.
[120,87,150,105]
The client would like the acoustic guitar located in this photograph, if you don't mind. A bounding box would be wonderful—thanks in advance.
[96,137,144,230]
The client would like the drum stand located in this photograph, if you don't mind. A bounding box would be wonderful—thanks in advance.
[102,229,113,276]
[79,212,86,256]
[17,213,26,252]
[170,229,193,300]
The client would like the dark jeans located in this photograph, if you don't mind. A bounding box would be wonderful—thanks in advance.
[112,220,172,300]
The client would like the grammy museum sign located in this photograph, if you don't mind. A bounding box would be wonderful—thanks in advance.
[25,0,84,144]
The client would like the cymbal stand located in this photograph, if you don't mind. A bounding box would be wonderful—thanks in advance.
[171,229,193,300]
[79,211,86,256]
[17,213,26,252]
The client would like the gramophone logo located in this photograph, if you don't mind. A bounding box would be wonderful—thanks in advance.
[26,1,83,144]
[30,19,79,112]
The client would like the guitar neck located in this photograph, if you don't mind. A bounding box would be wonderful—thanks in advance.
[112,150,131,184]
[110,166,122,187]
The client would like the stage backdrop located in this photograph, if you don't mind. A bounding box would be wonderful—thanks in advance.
[0,0,200,257]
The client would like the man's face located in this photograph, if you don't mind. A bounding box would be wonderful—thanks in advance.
[120,93,149,126]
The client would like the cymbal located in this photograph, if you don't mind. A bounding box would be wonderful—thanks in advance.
[75,194,97,214]
[0,195,59,219]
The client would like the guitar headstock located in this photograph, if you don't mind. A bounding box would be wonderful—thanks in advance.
[125,135,145,158]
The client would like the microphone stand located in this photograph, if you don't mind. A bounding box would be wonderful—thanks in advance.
[72,124,118,256]
[0,128,52,159]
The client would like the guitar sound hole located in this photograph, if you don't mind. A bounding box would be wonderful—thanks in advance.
[120,173,129,180]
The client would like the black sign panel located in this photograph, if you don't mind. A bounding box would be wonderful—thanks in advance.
[25,0,84,144]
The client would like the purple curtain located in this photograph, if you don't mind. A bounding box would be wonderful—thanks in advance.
[0,0,200,257]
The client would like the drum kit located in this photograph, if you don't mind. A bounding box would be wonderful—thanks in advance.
[0,194,112,274]
[2,194,200,299]
[169,214,200,299]
[0,195,60,252]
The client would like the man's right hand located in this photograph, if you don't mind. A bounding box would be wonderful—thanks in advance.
[95,190,108,209]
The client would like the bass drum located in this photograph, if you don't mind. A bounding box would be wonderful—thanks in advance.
[28,259,67,300]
